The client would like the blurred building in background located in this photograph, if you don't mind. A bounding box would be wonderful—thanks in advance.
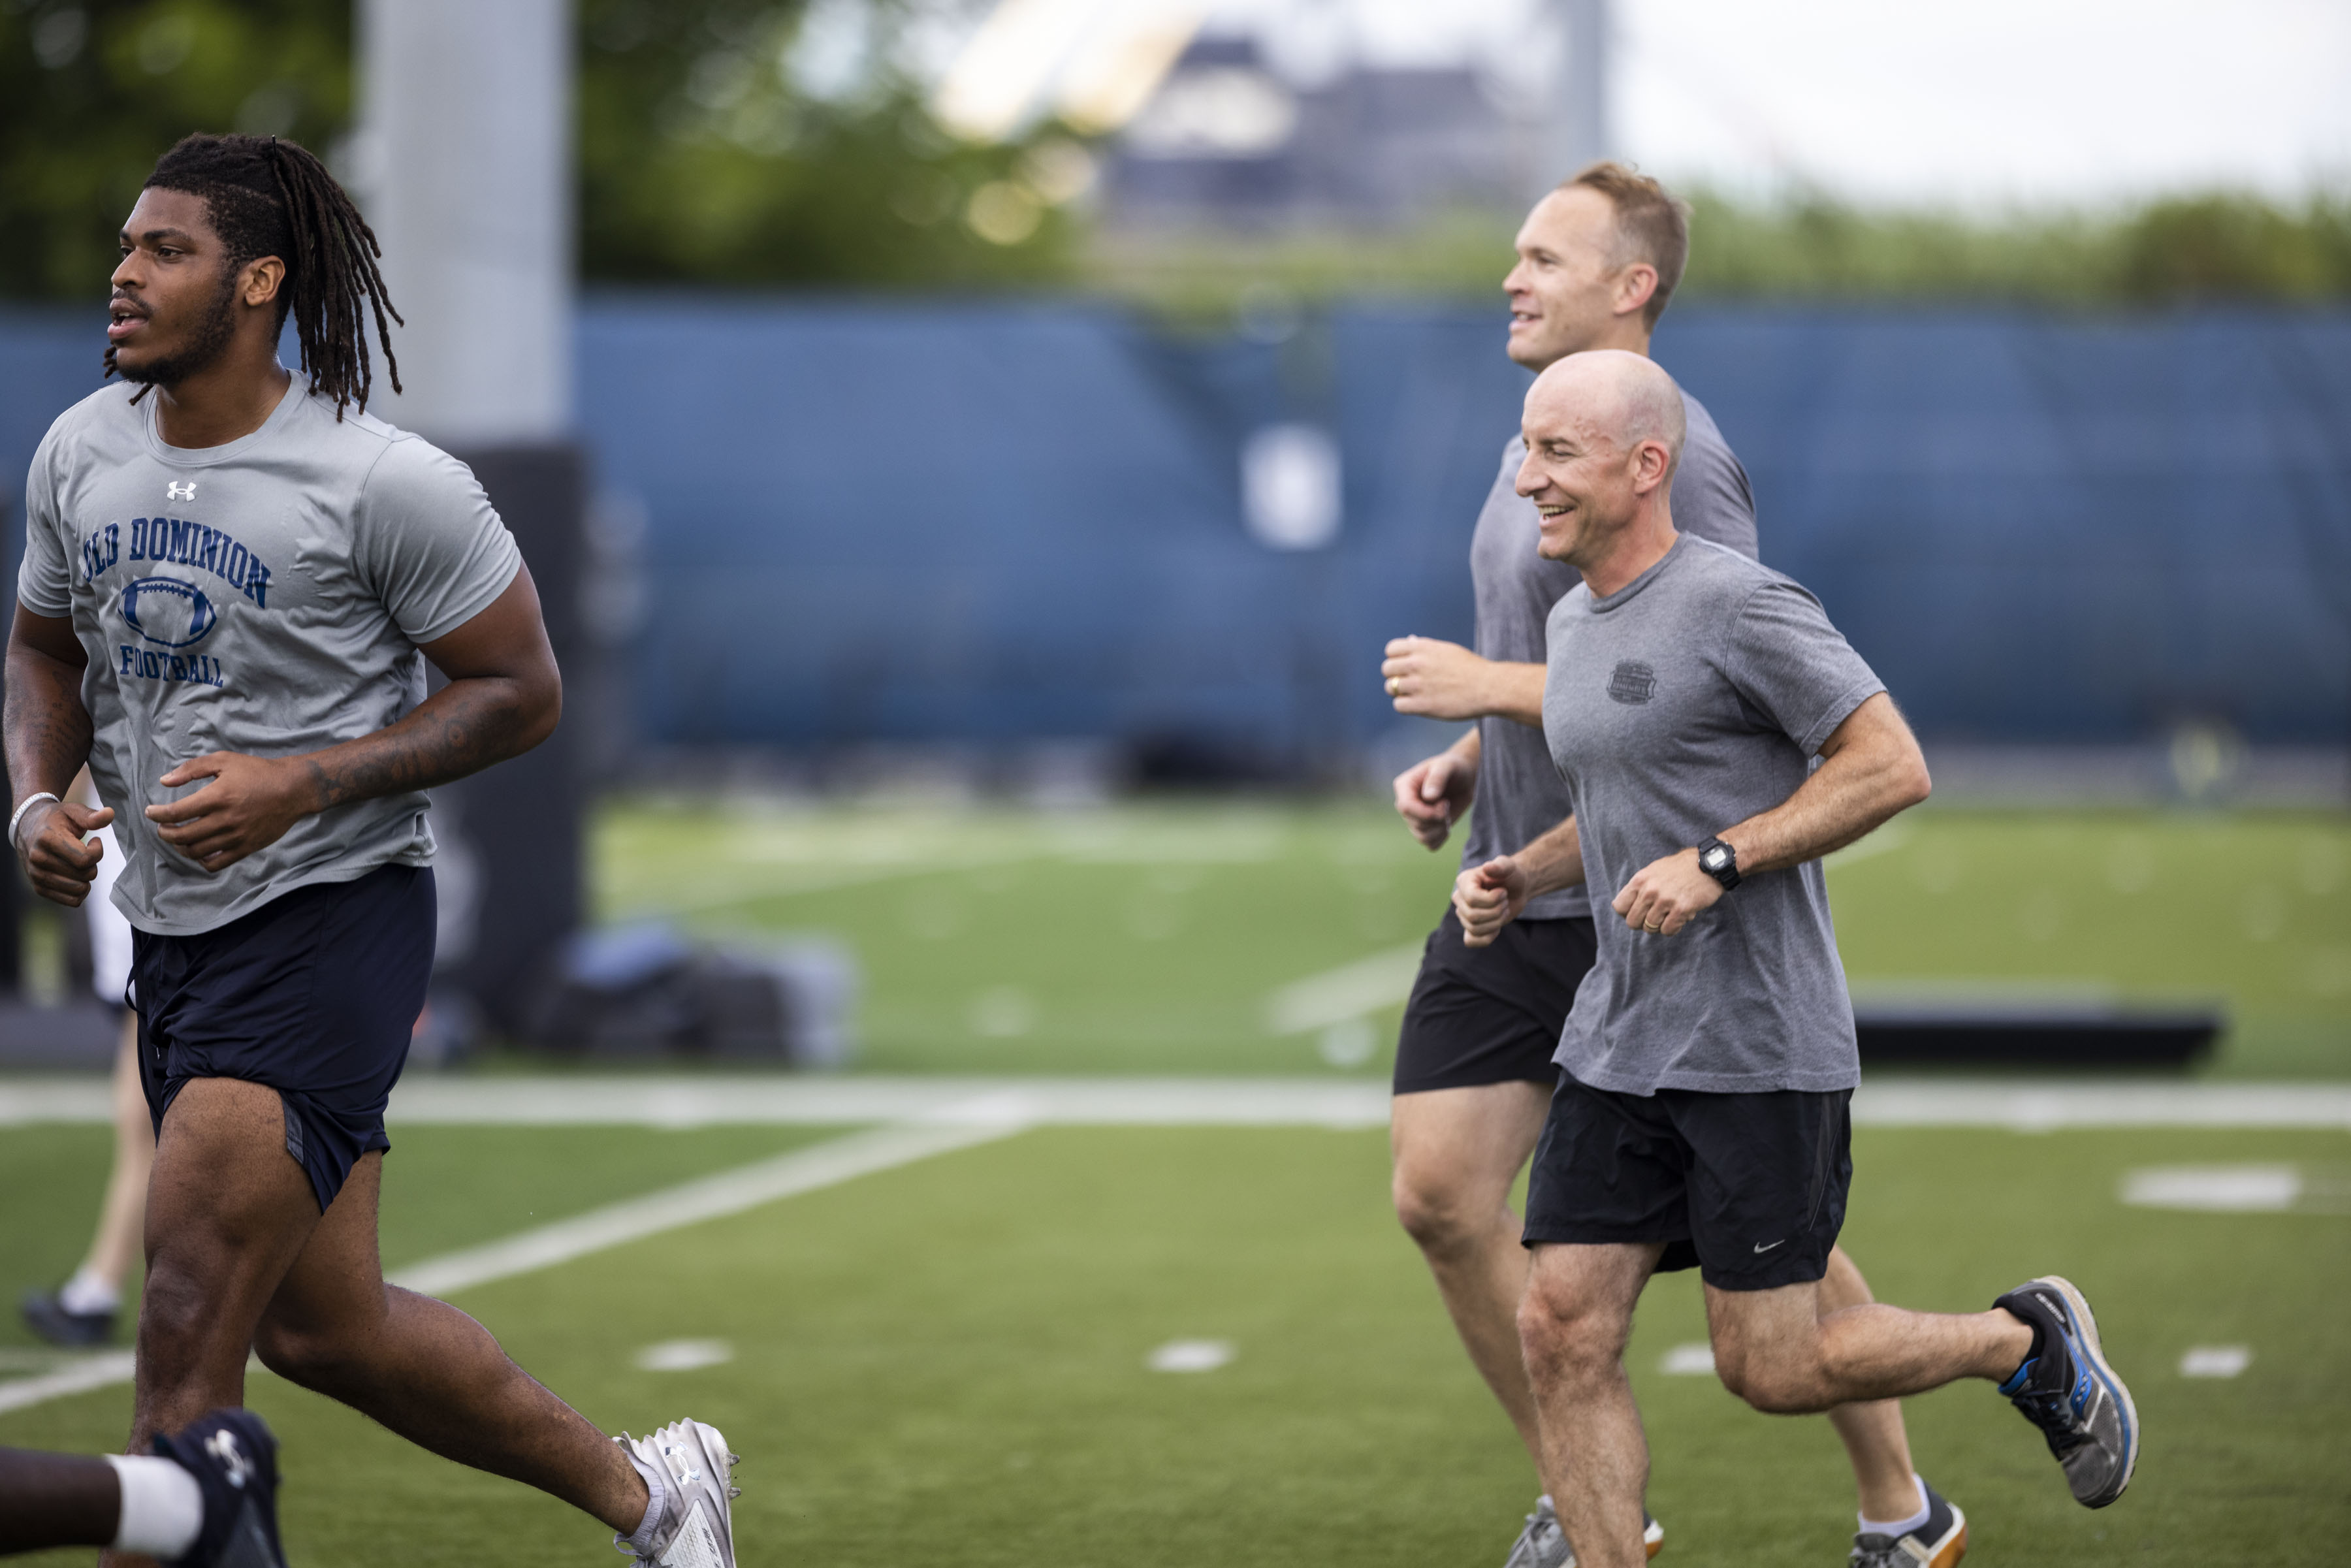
[1098,34,1524,231]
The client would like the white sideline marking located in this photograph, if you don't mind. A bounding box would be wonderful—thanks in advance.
[389,1119,1022,1297]
[636,1339,735,1373]
[7,1076,2351,1130]
[0,1114,1024,1417]
[2179,1345,2252,1378]
[0,1351,138,1416]
[1659,1343,1716,1375]
[1264,945,1424,1034]
[2119,1165,2302,1211]
[1147,1339,1234,1373]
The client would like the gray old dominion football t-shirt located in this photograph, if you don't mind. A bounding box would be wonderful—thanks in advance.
[1461,388,1759,920]
[18,379,522,936]
[1541,535,1885,1095]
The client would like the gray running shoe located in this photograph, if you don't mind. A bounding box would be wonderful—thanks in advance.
[615,1419,741,1567]
[1849,1482,1967,1567]
[1993,1275,2139,1509]
[1502,1497,1664,1567]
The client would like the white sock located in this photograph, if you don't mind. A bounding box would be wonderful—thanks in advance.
[1857,1473,1931,1539]
[58,1268,120,1317]
[104,1454,204,1556]
[620,1447,668,1554]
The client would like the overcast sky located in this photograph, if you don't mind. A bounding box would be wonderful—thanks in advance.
[1195,0,2351,208]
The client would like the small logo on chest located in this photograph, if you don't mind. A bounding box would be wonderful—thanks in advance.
[1607,661,1657,705]
[165,480,197,502]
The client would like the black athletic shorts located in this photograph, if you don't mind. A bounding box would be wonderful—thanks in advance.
[1522,1070,1852,1292]
[1392,908,1595,1095]
[133,865,434,1213]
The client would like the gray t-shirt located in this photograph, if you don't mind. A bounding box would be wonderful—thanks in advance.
[18,381,522,936]
[1541,535,1885,1095]
[1462,389,1759,919]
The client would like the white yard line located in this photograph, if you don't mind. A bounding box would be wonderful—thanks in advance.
[391,1118,1023,1296]
[0,1352,138,1418]
[1263,946,1426,1034]
[7,1076,2351,1130]
[0,1109,1028,1418]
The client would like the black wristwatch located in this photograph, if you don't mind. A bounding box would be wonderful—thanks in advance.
[1696,835,1741,891]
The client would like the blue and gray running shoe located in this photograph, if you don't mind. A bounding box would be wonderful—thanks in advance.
[1501,1496,1663,1567]
[1849,1480,1966,1567]
[150,1407,288,1568]
[1993,1275,2139,1509]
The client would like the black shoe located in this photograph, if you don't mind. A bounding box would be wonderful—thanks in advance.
[151,1408,289,1568]
[1993,1275,2139,1509]
[20,1286,115,1347]
[1849,1480,1967,1567]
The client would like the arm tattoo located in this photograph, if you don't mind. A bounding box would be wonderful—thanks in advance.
[302,675,551,810]
[5,642,95,806]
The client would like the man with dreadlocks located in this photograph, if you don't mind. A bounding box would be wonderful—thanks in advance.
[7,133,741,1568]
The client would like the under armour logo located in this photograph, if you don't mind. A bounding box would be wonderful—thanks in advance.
[165,481,197,502]
[205,1429,253,1489]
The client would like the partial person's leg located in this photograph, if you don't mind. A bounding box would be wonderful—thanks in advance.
[1390,1079,1552,1462]
[1704,1279,2034,1413]
[251,1151,650,1533]
[88,1019,155,1293]
[0,1448,120,1552]
[1517,1241,1663,1568]
[1817,1245,1927,1522]
[128,1078,326,1452]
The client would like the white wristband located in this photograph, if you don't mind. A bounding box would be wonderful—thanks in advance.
[8,791,59,851]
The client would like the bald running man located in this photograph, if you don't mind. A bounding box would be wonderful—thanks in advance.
[1379,163,1946,1567]
[1457,352,2138,1568]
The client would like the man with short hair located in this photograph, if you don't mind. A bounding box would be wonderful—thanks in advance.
[8,133,735,1567]
[1381,164,1945,1565]
[1454,349,2137,1568]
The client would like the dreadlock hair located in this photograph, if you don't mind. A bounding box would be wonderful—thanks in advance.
[111,132,402,419]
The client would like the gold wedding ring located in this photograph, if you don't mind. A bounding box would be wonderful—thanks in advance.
[1386,677,1401,696]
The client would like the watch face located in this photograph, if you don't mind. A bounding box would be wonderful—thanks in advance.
[1701,846,1730,872]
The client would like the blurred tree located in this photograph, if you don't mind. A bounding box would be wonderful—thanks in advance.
[0,0,1078,303]
[0,0,351,301]
[576,0,1080,288]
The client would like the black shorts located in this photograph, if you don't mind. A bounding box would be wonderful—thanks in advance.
[1392,908,1594,1095]
[1522,1071,1852,1292]
[133,865,434,1213]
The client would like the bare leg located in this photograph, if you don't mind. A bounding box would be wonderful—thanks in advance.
[251,1152,648,1531]
[1518,1241,1663,1568]
[1706,1279,2035,1414]
[0,1449,120,1552]
[78,1022,153,1295]
[1818,1247,1925,1520]
[122,1076,648,1568]
[1390,1081,1552,1465]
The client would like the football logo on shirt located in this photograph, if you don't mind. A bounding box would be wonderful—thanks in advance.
[120,577,219,648]
[165,480,197,502]
[1608,661,1657,704]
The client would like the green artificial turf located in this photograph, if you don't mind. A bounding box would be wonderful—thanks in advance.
[2,1123,2344,1565]
[589,797,2351,1078]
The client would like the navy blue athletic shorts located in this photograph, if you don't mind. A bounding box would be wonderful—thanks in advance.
[1522,1070,1852,1292]
[1392,908,1594,1094]
[133,865,434,1213]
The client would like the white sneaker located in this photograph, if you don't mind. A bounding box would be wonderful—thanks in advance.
[615,1419,740,1567]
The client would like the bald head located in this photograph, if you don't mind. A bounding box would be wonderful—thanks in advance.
[1515,349,1687,585]
[1527,349,1686,477]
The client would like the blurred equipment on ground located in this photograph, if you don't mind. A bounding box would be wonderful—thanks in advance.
[526,922,859,1066]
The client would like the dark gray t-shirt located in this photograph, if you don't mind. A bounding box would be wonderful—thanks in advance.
[1541,536,1885,1095]
[19,381,522,935]
[1462,389,1759,919]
